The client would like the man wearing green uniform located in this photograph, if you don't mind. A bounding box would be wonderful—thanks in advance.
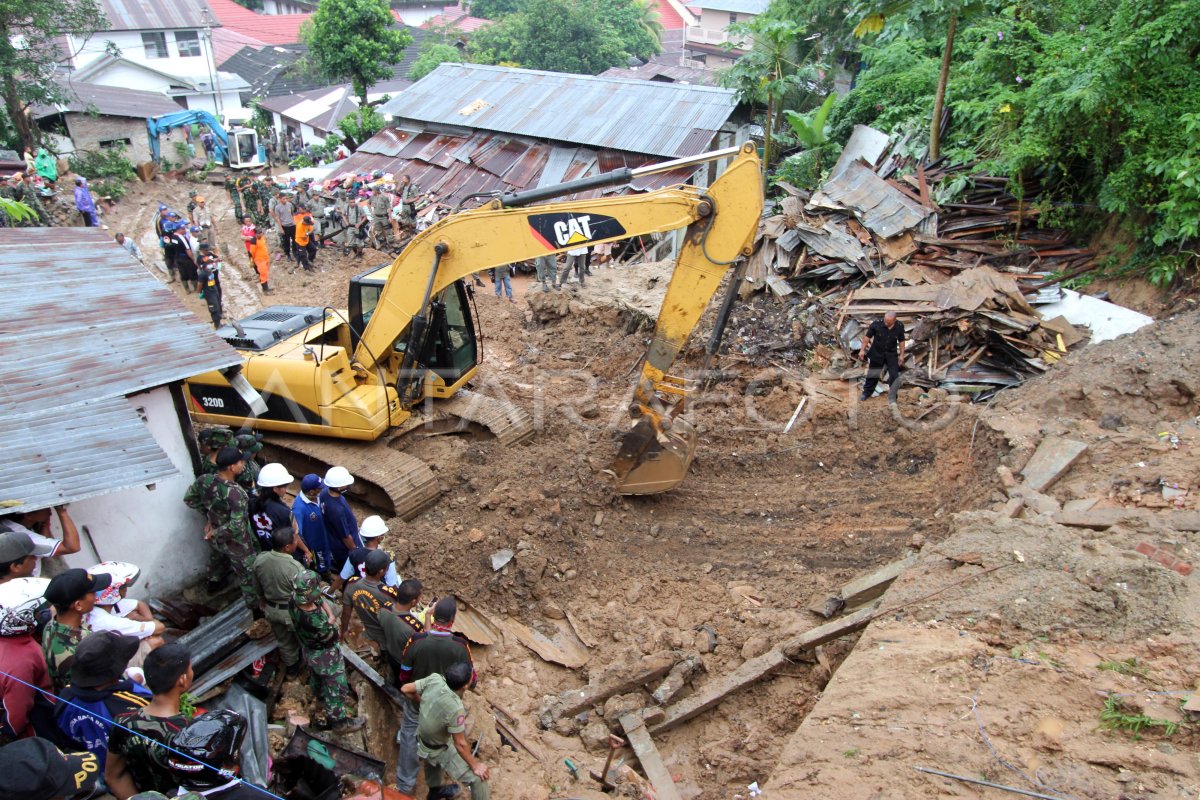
[289,571,364,733]
[42,569,111,691]
[199,447,260,614]
[234,433,263,501]
[225,176,244,223]
[251,527,304,675]
[402,663,490,800]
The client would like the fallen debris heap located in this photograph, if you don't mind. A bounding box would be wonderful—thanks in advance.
[745,124,1126,399]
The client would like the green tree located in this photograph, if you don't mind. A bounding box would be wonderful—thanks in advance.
[469,0,657,73]
[408,42,461,80]
[0,0,110,149]
[300,0,412,105]
[597,0,663,61]
[467,0,525,19]
[337,105,385,151]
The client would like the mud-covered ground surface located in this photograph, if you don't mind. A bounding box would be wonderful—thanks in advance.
[93,176,1198,798]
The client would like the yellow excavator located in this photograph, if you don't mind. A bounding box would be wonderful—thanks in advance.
[186,142,763,515]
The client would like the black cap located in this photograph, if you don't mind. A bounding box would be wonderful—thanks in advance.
[432,595,457,623]
[364,549,391,575]
[44,568,112,606]
[72,631,140,687]
[0,737,101,798]
[215,446,245,468]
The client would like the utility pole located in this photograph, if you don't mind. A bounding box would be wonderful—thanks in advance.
[200,7,224,120]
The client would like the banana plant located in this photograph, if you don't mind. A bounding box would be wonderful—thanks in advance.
[0,198,37,224]
[784,93,836,149]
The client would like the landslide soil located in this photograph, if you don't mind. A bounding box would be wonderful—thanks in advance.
[103,175,1008,798]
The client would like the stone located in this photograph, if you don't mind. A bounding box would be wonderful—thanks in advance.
[996,465,1018,488]
[1032,717,1065,751]
[580,719,610,751]
[1099,413,1125,430]
[741,635,771,660]
[602,693,646,728]
[490,549,515,571]
[468,528,485,543]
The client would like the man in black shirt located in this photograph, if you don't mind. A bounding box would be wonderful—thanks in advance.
[859,312,906,401]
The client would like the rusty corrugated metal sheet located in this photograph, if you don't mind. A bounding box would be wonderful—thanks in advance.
[96,0,214,31]
[0,227,242,511]
[380,63,736,158]
[818,159,931,238]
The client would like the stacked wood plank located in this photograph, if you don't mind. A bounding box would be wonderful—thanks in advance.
[747,127,1095,397]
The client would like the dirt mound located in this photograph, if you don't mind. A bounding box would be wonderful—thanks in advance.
[993,310,1200,428]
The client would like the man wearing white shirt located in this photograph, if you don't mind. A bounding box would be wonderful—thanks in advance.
[86,562,165,666]
[0,505,82,583]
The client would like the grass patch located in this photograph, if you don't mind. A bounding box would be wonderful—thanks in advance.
[1097,658,1149,678]
[1099,696,1177,738]
[842,748,860,758]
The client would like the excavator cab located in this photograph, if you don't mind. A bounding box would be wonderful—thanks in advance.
[348,267,480,402]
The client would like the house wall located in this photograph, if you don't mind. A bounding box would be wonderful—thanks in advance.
[697,8,753,30]
[64,113,157,163]
[68,29,214,79]
[57,385,210,599]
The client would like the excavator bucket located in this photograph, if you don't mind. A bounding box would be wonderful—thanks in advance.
[611,417,698,495]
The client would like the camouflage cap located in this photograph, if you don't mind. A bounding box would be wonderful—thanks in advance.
[200,427,237,449]
[292,570,322,603]
[235,432,263,454]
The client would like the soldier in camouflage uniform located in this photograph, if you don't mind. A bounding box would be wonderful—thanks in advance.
[289,571,365,733]
[42,569,112,691]
[225,176,244,223]
[234,432,264,501]
[196,447,260,613]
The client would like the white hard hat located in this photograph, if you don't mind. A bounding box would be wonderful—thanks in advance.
[90,561,141,606]
[258,462,295,488]
[324,466,354,489]
[0,577,49,636]
[360,515,388,539]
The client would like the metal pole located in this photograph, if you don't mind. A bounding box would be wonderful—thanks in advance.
[915,767,1073,800]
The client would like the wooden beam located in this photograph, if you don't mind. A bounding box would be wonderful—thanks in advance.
[540,652,676,728]
[650,605,878,735]
[619,713,683,800]
[339,643,406,708]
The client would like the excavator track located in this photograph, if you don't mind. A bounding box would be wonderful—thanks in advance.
[261,434,440,520]
[258,391,533,519]
[434,389,535,446]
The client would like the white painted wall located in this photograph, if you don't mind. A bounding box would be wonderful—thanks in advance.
[57,385,209,599]
[67,29,214,79]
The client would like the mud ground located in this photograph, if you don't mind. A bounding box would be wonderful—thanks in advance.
[91,174,1198,798]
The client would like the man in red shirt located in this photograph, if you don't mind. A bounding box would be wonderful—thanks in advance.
[0,577,53,743]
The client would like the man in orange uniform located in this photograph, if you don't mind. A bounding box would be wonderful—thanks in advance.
[249,226,272,294]
[292,206,318,273]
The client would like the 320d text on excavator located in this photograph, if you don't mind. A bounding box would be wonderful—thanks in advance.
[185,142,763,515]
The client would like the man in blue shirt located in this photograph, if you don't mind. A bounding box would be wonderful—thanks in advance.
[320,467,361,576]
[292,474,333,577]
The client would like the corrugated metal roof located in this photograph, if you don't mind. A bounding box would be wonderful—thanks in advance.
[95,0,215,31]
[0,396,179,511]
[32,81,181,120]
[333,127,698,207]
[0,228,242,512]
[379,63,736,158]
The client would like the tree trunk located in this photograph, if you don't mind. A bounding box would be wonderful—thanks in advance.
[929,12,957,163]
[1,75,34,151]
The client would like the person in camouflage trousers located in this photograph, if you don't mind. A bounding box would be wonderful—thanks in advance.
[196,446,259,614]
[225,176,244,223]
[289,571,365,733]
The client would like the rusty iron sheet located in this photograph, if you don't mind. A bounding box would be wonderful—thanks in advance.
[818,160,931,238]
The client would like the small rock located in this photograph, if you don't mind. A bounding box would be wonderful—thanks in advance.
[910,533,926,549]
[468,528,485,543]
[580,719,610,751]
[542,601,566,620]
[1099,413,1125,430]
[490,549,515,571]
[564,568,577,581]
[558,352,579,361]
[516,539,532,551]
[995,465,1017,489]
[741,635,771,660]
[593,511,605,527]
[1032,717,1064,751]
[602,693,645,728]
[701,563,714,574]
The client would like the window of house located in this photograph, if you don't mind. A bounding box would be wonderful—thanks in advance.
[142,32,168,59]
[728,12,738,26]
[176,31,201,57]
[99,138,133,149]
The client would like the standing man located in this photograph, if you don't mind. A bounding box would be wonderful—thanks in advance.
[292,207,317,273]
[369,188,391,249]
[400,662,491,800]
[320,466,360,575]
[105,643,193,798]
[858,311,906,401]
[202,447,260,615]
[0,504,82,581]
[250,225,272,294]
[289,572,364,732]
[0,577,53,743]
[74,177,97,227]
[272,189,296,263]
[381,578,424,797]
[493,264,514,303]
[339,550,399,646]
[192,196,215,247]
[293,474,333,578]
[337,515,399,589]
[399,597,475,688]
[344,192,368,256]
[42,568,111,691]
[225,176,245,224]
[251,527,304,677]
[558,246,588,288]
[533,254,556,293]
[196,246,223,329]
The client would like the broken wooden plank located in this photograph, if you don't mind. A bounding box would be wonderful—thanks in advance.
[619,713,683,800]
[502,617,589,669]
[650,655,704,706]
[339,643,406,708]
[839,555,917,609]
[1020,436,1088,492]
[1053,508,1200,531]
[650,605,879,735]
[540,652,676,727]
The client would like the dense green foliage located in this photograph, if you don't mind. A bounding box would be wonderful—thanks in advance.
[757,0,1200,277]
[0,0,110,149]
[467,0,524,19]
[300,0,411,104]
[408,42,461,80]
[468,0,660,73]
[337,105,385,150]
